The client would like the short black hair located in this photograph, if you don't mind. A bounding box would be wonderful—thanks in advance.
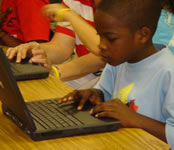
[97,0,162,35]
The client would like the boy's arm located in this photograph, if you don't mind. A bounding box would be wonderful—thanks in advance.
[131,113,166,142]
[91,99,167,142]
[58,53,106,81]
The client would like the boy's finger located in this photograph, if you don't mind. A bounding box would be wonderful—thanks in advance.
[94,111,116,119]
[90,103,106,115]
[58,91,77,103]
[58,97,69,104]
[78,97,88,111]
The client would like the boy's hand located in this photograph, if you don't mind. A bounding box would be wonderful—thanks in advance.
[58,89,104,111]
[90,99,140,128]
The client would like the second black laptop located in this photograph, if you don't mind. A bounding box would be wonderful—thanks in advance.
[1,48,49,81]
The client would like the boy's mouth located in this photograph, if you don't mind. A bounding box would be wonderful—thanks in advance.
[100,55,110,62]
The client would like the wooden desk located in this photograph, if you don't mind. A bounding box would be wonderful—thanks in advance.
[0,75,170,150]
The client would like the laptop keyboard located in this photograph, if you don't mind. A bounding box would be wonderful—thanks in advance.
[10,63,21,73]
[9,56,33,74]
[27,99,84,130]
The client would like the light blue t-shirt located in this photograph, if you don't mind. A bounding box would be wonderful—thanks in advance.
[95,48,174,149]
[153,9,174,53]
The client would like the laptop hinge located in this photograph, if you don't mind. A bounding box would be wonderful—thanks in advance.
[2,104,34,135]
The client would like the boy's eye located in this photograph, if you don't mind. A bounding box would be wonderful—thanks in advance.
[107,37,117,42]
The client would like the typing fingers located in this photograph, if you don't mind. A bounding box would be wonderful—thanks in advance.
[29,57,46,65]
[58,90,81,104]
[90,100,122,119]
[30,50,51,69]
[78,95,91,111]
[7,46,29,63]
[31,49,46,57]
[6,47,23,63]
[6,47,17,58]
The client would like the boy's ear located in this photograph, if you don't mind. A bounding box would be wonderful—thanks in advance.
[136,27,152,44]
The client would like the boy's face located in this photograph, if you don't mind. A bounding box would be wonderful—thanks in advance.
[94,10,144,66]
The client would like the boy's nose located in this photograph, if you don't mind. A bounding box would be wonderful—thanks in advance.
[93,37,107,56]
[98,40,107,53]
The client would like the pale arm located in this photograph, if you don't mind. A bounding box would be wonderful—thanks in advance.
[37,32,75,64]
[43,4,100,55]
[58,53,106,81]
[63,10,100,55]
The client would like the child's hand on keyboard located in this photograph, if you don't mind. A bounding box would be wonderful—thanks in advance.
[7,42,52,70]
[58,89,104,111]
[29,48,52,70]
[6,42,39,63]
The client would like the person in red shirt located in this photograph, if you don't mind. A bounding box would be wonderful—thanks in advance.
[0,0,50,47]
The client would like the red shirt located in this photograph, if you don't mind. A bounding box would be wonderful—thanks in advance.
[55,0,95,57]
[1,0,50,42]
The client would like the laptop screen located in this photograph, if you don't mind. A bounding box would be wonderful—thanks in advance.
[0,49,35,131]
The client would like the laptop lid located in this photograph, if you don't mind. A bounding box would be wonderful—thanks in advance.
[0,49,120,141]
[0,49,36,131]
[0,48,49,81]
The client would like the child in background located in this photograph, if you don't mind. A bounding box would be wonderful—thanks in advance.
[153,0,174,53]
[59,0,174,148]
[0,0,50,47]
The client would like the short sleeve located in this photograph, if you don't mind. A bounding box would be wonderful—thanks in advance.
[94,64,117,101]
[55,25,75,38]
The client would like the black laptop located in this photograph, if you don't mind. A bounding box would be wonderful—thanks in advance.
[0,49,120,141]
[0,48,49,81]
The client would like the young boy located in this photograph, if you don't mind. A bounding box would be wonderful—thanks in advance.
[59,0,174,148]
